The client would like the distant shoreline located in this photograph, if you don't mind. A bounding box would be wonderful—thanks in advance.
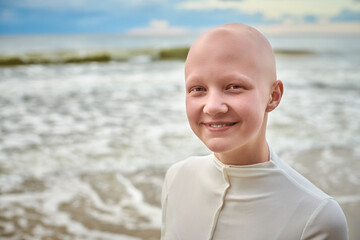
[0,47,318,67]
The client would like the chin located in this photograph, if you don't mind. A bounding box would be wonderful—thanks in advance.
[203,139,233,154]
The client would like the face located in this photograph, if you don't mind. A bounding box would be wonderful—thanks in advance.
[185,27,275,156]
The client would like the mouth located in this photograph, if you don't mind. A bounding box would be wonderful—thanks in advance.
[209,123,236,128]
[203,122,238,130]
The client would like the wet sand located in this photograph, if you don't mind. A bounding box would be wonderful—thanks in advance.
[0,166,167,240]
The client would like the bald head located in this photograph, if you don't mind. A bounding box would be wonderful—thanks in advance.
[185,23,277,85]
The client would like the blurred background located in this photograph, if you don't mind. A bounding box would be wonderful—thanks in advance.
[0,0,359,239]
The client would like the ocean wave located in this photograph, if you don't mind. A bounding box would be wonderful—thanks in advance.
[285,81,360,91]
[0,166,165,240]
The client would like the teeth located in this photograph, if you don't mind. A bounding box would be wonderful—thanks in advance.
[210,123,232,128]
[210,124,225,128]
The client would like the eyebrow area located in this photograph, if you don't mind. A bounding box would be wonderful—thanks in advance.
[186,73,254,89]
[220,73,254,89]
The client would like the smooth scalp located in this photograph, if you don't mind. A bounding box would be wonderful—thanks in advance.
[185,23,277,88]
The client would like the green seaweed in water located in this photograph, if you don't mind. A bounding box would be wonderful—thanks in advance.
[157,47,190,60]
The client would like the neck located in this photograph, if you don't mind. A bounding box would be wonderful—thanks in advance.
[214,114,270,165]
[215,138,269,166]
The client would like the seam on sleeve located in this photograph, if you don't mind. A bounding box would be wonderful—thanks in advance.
[300,198,331,240]
[277,167,326,201]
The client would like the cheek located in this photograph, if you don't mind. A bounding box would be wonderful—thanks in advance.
[185,98,200,124]
[235,96,265,126]
[185,98,204,138]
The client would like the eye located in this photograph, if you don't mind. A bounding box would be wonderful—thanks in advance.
[227,85,244,90]
[190,87,206,93]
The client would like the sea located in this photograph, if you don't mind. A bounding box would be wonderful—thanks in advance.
[0,32,359,240]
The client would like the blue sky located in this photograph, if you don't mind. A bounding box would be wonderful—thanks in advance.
[0,0,359,35]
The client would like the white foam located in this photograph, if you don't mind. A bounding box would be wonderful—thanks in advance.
[335,195,360,204]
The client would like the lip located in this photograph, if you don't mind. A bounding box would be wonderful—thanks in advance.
[202,121,238,131]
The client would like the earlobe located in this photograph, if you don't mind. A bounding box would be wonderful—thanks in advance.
[266,80,284,112]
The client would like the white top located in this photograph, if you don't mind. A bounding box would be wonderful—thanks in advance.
[161,149,348,240]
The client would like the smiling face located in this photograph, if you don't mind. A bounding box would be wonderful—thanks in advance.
[185,23,282,164]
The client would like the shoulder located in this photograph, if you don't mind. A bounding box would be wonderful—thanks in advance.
[271,151,348,239]
[301,198,348,240]
[164,155,213,186]
[272,151,330,199]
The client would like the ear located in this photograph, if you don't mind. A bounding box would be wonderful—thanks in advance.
[266,80,284,112]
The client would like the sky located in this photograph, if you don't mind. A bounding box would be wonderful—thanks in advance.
[0,0,360,35]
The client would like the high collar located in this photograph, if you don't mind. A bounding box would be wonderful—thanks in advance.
[212,147,279,178]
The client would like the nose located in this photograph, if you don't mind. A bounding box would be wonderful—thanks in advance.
[203,91,228,116]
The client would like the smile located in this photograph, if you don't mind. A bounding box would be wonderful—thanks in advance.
[204,122,237,130]
[210,123,236,128]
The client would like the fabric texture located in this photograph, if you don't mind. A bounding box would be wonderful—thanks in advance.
[161,149,348,240]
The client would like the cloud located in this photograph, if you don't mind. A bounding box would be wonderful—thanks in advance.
[4,0,111,11]
[75,16,106,28]
[256,22,360,35]
[0,9,17,23]
[126,20,190,35]
[177,0,360,19]
[1,0,360,34]
[0,0,175,34]
[1,0,89,11]
[2,0,178,13]
[331,9,360,22]
[303,15,317,23]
